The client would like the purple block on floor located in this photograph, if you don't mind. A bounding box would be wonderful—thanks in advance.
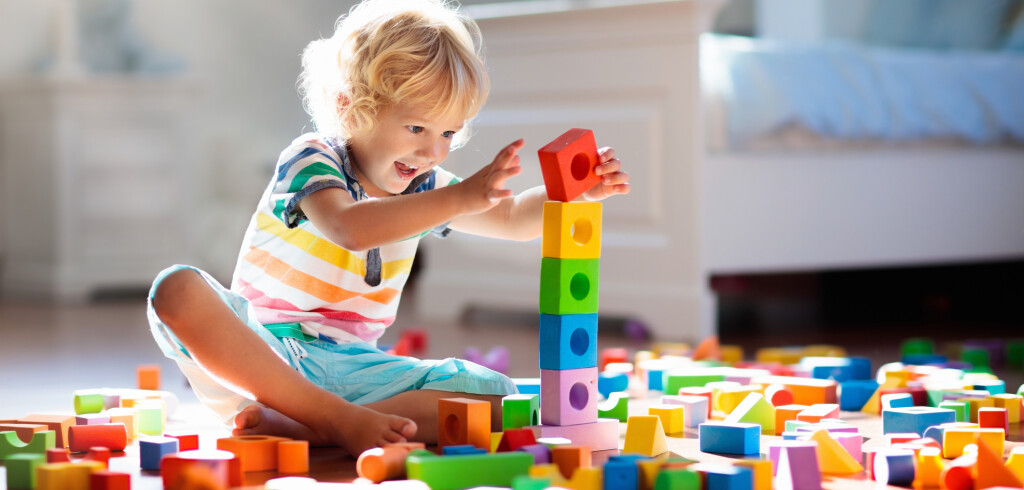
[768,440,818,475]
[776,443,821,490]
[516,443,551,464]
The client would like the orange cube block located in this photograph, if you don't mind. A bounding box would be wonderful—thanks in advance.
[438,398,491,450]
[216,435,290,472]
[277,440,309,474]
[774,405,809,436]
[551,445,592,480]
[137,364,161,391]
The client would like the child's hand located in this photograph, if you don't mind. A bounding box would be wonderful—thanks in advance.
[457,139,525,215]
[583,147,631,201]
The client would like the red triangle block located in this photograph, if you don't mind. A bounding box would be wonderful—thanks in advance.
[497,428,537,452]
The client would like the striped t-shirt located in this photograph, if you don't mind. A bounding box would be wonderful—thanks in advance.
[230,133,460,345]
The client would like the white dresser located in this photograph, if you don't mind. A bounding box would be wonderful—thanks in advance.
[0,76,200,302]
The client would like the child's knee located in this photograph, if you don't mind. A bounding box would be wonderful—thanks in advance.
[152,268,204,326]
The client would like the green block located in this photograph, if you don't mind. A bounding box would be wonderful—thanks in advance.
[598,392,629,423]
[724,393,775,435]
[655,468,701,490]
[962,347,990,372]
[1008,340,1024,369]
[0,430,56,460]
[137,403,165,436]
[785,420,810,432]
[664,374,726,396]
[512,475,551,490]
[406,449,533,490]
[939,401,968,422]
[901,338,935,356]
[73,391,104,415]
[539,258,599,315]
[6,453,45,489]
[502,394,540,430]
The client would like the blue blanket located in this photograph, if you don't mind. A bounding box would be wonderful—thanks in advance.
[701,34,1024,145]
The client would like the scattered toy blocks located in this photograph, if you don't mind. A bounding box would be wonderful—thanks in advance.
[942,427,1004,458]
[437,398,491,450]
[661,395,709,428]
[527,418,619,451]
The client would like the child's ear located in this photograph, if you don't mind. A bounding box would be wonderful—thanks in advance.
[336,93,350,115]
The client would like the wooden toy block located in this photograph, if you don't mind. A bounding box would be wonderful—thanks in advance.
[538,128,602,202]
[939,400,969,422]
[16,414,74,448]
[539,313,598,370]
[502,394,540,430]
[86,446,111,469]
[527,418,619,451]
[881,392,914,409]
[808,429,862,475]
[958,396,996,423]
[943,427,1004,458]
[990,394,1022,423]
[795,403,839,424]
[690,463,753,490]
[216,435,289,472]
[166,433,199,451]
[773,405,808,436]
[874,448,916,486]
[732,459,772,490]
[68,423,127,453]
[661,394,709,428]
[940,451,977,490]
[46,447,70,463]
[139,436,178,470]
[882,406,957,436]
[277,440,308,474]
[775,443,821,490]
[438,397,491,450]
[914,446,944,488]
[36,461,104,490]
[406,449,534,489]
[74,390,105,415]
[90,470,131,490]
[0,423,48,444]
[751,375,837,406]
[161,449,236,489]
[551,445,591,479]
[648,404,684,434]
[75,414,110,426]
[356,443,425,483]
[698,422,760,455]
[598,391,629,423]
[600,347,628,371]
[1007,446,1024,481]
[716,386,763,414]
[539,258,600,315]
[136,401,165,436]
[497,428,537,452]
[541,367,599,426]
[976,436,1022,489]
[137,364,161,390]
[654,467,702,490]
[5,453,44,490]
[542,201,602,259]
[763,384,794,407]
[724,393,775,435]
[623,415,669,456]
[0,429,55,461]
[517,443,552,464]
[979,407,1009,433]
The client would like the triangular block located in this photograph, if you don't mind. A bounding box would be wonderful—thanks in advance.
[623,416,669,457]
[977,437,1023,489]
[809,429,863,475]
[497,428,537,452]
[724,393,775,435]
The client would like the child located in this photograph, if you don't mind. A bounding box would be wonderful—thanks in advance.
[147,0,630,457]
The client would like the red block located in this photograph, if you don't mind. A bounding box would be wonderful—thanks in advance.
[979,407,1009,433]
[600,348,628,372]
[166,433,200,451]
[496,428,537,452]
[90,470,131,490]
[538,128,602,202]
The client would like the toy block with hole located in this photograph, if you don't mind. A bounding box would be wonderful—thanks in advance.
[139,436,178,470]
[497,428,537,452]
[137,364,160,390]
[915,446,944,488]
[540,313,598,370]
[541,367,598,426]
[538,128,602,202]
[775,443,821,490]
[75,414,110,425]
[356,442,425,483]
[598,371,629,399]
[699,422,760,455]
[527,418,619,451]
[600,347,628,371]
[763,384,794,407]
[551,445,591,479]
[795,403,839,424]
[0,423,48,444]
[5,453,44,490]
[648,404,684,434]
[733,459,772,490]
[16,414,74,448]
[717,386,763,414]
[943,427,1004,458]
[661,394,709,428]
[976,436,1022,489]
[751,375,838,406]
[882,393,915,409]
[90,470,131,490]
[724,393,775,435]
[874,449,916,487]
[406,448,534,489]
[939,400,969,422]
[654,467,702,490]
[216,434,290,472]
[438,397,491,450]
[773,405,808,436]
[689,463,754,490]
[882,406,957,436]
[518,443,552,465]
[979,407,1009,433]
[623,415,669,456]
[161,449,236,489]
[539,258,600,315]
[597,392,629,422]
[68,423,127,453]
[990,394,1022,423]
[543,201,602,259]
[502,394,540,430]
[808,429,862,475]
[277,440,308,474]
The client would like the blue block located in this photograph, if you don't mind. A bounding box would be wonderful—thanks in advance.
[539,314,598,370]
[922,425,945,444]
[881,407,956,436]
[839,380,879,411]
[973,380,1006,395]
[781,431,804,440]
[874,451,916,486]
[514,378,541,395]
[803,357,872,381]
[902,354,948,365]
[704,465,753,490]
[698,422,760,455]
[443,444,487,455]
[603,454,648,490]
[882,393,914,409]
[598,372,629,399]
[139,436,179,470]
[647,368,665,391]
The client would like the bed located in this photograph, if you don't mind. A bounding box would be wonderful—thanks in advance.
[413,0,1024,342]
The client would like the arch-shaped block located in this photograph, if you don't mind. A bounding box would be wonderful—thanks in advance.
[539,258,599,315]
[542,201,602,259]
[538,128,601,203]
[539,313,597,370]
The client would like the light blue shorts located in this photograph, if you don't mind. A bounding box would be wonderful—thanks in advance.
[147,265,516,421]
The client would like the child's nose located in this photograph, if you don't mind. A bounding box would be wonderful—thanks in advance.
[419,138,445,160]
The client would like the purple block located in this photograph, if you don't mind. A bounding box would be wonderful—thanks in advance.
[776,443,821,490]
[768,441,817,475]
[516,443,552,464]
[464,346,510,375]
[541,367,598,426]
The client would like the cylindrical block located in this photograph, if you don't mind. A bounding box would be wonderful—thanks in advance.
[74,392,104,415]
[357,446,409,483]
[68,423,127,453]
[278,440,309,474]
[874,449,916,486]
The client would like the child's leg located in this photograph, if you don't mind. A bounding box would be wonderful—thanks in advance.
[365,390,506,445]
[151,268,416,455]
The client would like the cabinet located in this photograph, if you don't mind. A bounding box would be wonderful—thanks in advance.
[0,77,199,301]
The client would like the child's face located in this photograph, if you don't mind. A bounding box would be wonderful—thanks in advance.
[347,103,464,197]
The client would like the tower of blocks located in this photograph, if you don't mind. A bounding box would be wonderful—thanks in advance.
[528,128,618,451]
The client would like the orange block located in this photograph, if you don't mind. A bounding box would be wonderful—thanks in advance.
[940,452,977,490]
[751,376,837,406]
[774,405,809,436]
[538,128,602,202]
[551,445,592,480]
[277,440,309,474]
[976,437,1022,489]
[160,450,235,490]
[17,414,75,448]
[796,404,839,424]
[438,398,491,450]
[67,423,127,453]
[764,385,794,407]
[137,364,161,391]
[216,435,290,472]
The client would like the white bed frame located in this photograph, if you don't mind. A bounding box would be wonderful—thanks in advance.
[413,0,1024,342]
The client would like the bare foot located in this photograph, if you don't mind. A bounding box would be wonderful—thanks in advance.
[233,403,417,455]
[233,405,329,446]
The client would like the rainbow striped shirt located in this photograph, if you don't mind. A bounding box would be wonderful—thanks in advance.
[230,134,460,345]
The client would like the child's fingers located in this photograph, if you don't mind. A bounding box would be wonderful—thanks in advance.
[613,183,631,194]
[598,147,616,162]
[602,170,629,185]
[596,158,622,176]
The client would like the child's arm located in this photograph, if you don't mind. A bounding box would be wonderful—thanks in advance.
[300,140,525,251]
[450,146,631,241]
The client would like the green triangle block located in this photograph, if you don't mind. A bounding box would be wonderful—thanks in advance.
[724,392,775,435]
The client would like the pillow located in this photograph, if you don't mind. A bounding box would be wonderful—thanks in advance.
[863,0,1016,50]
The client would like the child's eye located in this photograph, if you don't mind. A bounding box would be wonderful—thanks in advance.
[408,126,424,134]
[442,130,456,138]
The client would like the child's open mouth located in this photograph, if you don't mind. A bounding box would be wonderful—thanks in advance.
[394,161,418,178]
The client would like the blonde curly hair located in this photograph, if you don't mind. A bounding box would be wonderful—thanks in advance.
[299,0,489,149]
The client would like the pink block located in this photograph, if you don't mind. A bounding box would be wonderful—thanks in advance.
[527,418,619,451]
[76,414,111,425]
[776,444,821,490]
[832,433,863,464]
[541,367,598,426]
[767,440,818,475]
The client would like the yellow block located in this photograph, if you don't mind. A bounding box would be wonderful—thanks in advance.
[541,201,602,259]
[809,429,863,475]
[801,345,847,358]
[623,416,669,457]
[959,397,996,423]
[755,347,803,365]
[990,394,1022,423]
[720,345,744,364]
[942,427,1005,458]
[733,458,773,490]
[1006,446,1024,481]
[648,405,685,434]
[637,459,663,490]
[529,463,567,484]
[36,461,104,490]
[563,466,602,490]
[717,386,763,415]
[915,447,944,488]
[490,432,502,453]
